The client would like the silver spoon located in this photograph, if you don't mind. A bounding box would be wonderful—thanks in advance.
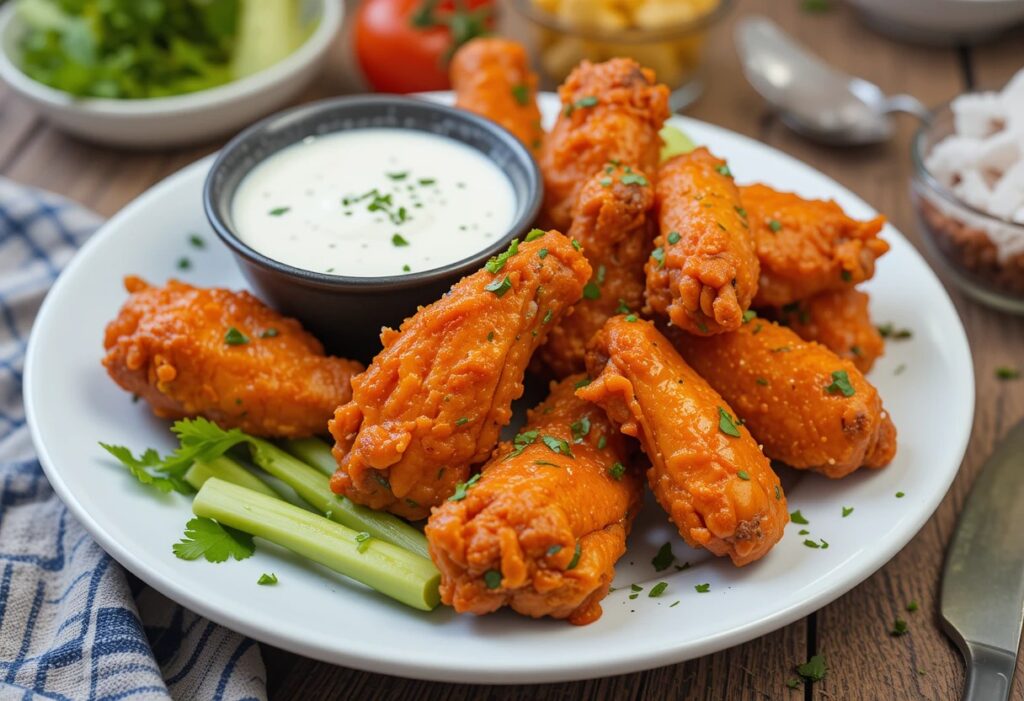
[735,16,930,146]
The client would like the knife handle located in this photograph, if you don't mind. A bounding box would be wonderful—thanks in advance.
[961,642,1016,701]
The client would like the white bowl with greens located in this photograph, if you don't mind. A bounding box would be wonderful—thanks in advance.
[0,0,341,148]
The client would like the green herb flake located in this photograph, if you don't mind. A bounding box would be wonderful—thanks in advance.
[775,485,782,500]
[485,238,520,273]
[630,584,643,592]
[224,327,249,346]
[525,228,546,242]
[573,95,599,110]
[996,366,1021,380]
[667,231,681,244]
[573,377,592,390]
[786,677,802,689]
[841,269,853,282]
[566,541,582,570]
[842,506,854,517]
[387,171,408,180]
[354,531,372,553]
[268,207,290,216]
[737,470,750,481]
[583,281,602,300]
[768,219,782,232]
[652,542,674,572]
[260,328,279,339]
[891,618,909,636]
[188,234,205,249]
[801,0,833,12]
[651,247,666,269]
[797,654,828,682]
[715,164,733,178]
[418,178,436,186]
[538,248,549,259]
[896,491,905,498]
[546,544,563,557]
[616,299,631,314]
[648,582,668,598]
[541,434,573,457]
[600,177,613,187]
[907,600,919,612]
[621,173,649,186]
[597,435,607,450]
[756,377,769,386]
[391,234,410,247]
[511,83,530,106]
[572,239,582,251]
[670,600,680,608]
[717,407,741,437]
[790,510,809,524]
[448,473,482,501]
[877,323,913,340]
[484,569,502,589]
[742,309,757,323]
[485,276,513,297]
[625,314,638,322]
[570,416,591,442]
[824,370,855,397]
[695,583,710,593]
[177,257,191,270]
[608,462,626,480]
[257,572,278,585]
[455,417,470,426]
[173,517,254,563]
[799,529,810,535]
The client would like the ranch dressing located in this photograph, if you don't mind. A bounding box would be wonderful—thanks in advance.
[231,128,517,277]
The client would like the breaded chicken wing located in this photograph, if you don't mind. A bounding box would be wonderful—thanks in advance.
[102,276,363,438]
[673,318,896,479]
[539,58,670,231]
[537,164,656,376]
[329,231,591,520]
[645,149,759,336]
[741,183,889,308]
[764,289,885,373]
[426,375,642,625]
[579,316,787,567]
[452,38,544,150]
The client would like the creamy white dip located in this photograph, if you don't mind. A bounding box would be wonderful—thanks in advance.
[231,128,517,277]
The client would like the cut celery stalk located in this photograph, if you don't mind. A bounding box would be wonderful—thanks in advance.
[281,437,336,477]
[248,439,430,559]
[192,478,440,611]
[184,456,279,498]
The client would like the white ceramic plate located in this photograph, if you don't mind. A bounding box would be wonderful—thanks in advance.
[24,94,974,684]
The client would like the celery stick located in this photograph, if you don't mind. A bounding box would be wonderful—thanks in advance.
[184,456,279,498]
[193,479,440,611]
[248,439,430,559]
[281,437,336,477]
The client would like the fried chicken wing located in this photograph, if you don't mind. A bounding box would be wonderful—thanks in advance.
[537,164,656,376]
[673,319,896,479]
[764,289,885,373]
[741,183,890,307]
[102,276,363,438]
[644,149,759,335]
[426,375,642,625]
[539,58,670,231]
[578,316,787,566]
[452,38,544,150]
[329,231,591,520]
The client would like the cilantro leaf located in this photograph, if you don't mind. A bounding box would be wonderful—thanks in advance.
[790,509,809,524]
[796,654,827,681]
[257,573,278,585]
[173,517,254,563]
[540,435,573,457]
[824,370,856,397]
[98,443,191,494]
[652,542,674,572]
[717,407,741,437]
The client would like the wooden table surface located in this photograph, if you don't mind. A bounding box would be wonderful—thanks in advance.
[4,1,1023,699]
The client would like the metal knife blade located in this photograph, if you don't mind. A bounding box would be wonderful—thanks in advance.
[941,418,1024,701]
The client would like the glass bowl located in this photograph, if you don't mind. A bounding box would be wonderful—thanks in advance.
[910,100,1024,314]
[510,0,734,111]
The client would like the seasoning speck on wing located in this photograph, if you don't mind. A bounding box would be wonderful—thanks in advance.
[328,231,591,520]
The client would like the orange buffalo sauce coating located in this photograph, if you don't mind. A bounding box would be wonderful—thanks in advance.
[741,183,889,308]
[103,276,362,438]
[426,375,642,625]
[537,164,656,376]
[673,319,897,479]
[452,38,544,150]
[539,58,670,231]
[579,316,787,567]
[764,288,885,373]
[328,231,591,520]
[645,148,759,336]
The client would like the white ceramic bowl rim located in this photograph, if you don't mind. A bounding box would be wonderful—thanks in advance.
[0,0,341,115]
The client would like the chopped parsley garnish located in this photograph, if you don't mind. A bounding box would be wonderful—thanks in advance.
[224,327,249,345]
[790,509,809,524]
[565,95,599,115]
[597,435,607,450]
[650,247,666,268]
[534,460,561,467]
[173,517,254,563]
[717,407,741,437]
[607,462,626,480]
[538,248,549,259]
[670,601,680,608]
[257,573,277,585]
[840,269,853,282]
[799,529,810,535]
[566,541,582,570]
[391,234,410,247]
[786,678,802,689]
[734,206,747,219]
[177,257,191,270]
[616,298,631,314]
[801,0,832,12]
[896,491,905,498]
[631,584,643,592]
[386,171,408,180]
[742,310,757,323]
[354,531,372,553]
[715,164,732,177]
[570,416,591,442]
[484,276,512,297]
[648,582,668,598]
[506,429,540,459]
[188,233,205,248]
[541,435,573,457]
[484,569,502,589]
[695,583,710,593]
[907,600,919,612]
[652,542,674,572]
[797,654,827,682]
[842,506,854,517]
[599,177,612,187]
[546,544,563,557]
[268,207,290,216]
[625,314,638,322]
[583,281,601,299]
[768,219,782,232]
[448,473,482,501]
[824,370,855,397]
[877,323,912,339]
[455,417,469,426]
[621,173,648,186]
[775,485,782,500]
[891,618,909,636]
[511,83,530,106]
[571,239,582,251]
[667,231,681,244]
[737,470,750,481]
[525,228,546,242]
[485,238,520,273]
[543,309,553,324]
[596,265,606,284]
[418,178,436,186]
[996,366,1020,380]
[803,539,821,548]
[260,328,279,339]
[573,377,591,389]
[756,377,769,386]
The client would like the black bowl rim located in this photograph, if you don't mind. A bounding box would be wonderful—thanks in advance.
[202,94,543,292]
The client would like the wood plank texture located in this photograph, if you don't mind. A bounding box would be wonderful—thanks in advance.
[2,0,1022,698]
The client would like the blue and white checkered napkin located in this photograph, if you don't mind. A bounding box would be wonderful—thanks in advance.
[0,178,267,701]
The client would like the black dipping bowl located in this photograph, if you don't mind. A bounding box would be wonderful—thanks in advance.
[204,95,542,361]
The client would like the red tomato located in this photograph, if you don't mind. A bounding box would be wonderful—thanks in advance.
[355,0,495,93]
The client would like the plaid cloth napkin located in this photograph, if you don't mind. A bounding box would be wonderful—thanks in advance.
[0,178,267,701]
